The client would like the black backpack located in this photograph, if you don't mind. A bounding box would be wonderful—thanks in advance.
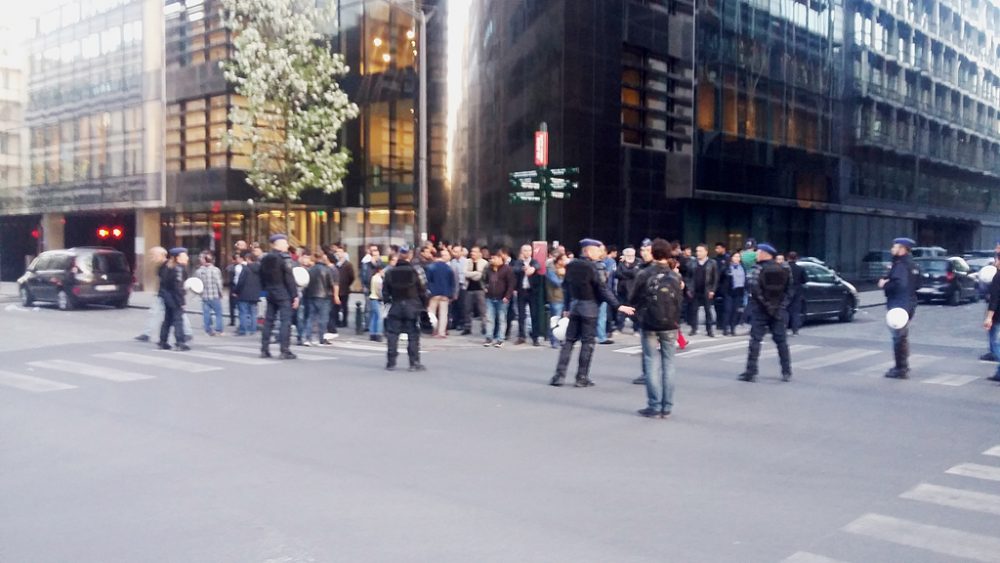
[641,268,683,331]
[758,261,789,316]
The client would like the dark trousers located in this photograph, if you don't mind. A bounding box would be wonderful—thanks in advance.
[262,299,293,353]
[386,315,420,367]
[228,290,237,325]
[787,293,805,333]
[690,293,715,334]
[450,288,466,330]
[722,288,745,333]
[746,307,791,375]
[555,313,597,381]
[516,289,538,340]
[714,294,726,332]
[890,325,910,371]
[159,301,185,345]
[335,296,351,327]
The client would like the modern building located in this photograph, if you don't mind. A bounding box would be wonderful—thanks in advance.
[0,0,447,285]
[452,0,1000,277]
[0,22,31,281]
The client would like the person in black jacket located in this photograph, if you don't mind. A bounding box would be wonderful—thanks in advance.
[234,251,261,335]
[739,243,792,382]
[303,251,336,345]
[511,244,543,346]
[158,247,190,351]
[550,238,635,388]
[616,247,641,333]
[879,237,920,379]
[259,234,300,359]
[786,251,809,336]
[982,252,1000,382]
[690,244,719,337]
[383,245,429,371]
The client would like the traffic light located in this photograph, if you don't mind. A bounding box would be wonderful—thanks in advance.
[97,226,124,240]
[111,227,123,239]
[97,227,110,239]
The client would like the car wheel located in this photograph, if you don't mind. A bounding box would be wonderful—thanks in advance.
[838,297,855,322]
[948,289,961,306]
[970,289,980,304]
[112,297,129,309]
[56,289,75,311]
[19,286,32,307]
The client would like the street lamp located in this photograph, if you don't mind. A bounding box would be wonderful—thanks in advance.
[247,198,255,243]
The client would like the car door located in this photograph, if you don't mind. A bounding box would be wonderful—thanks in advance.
[801,264,835,316]
[24,256,47,300]
[952,258,973,299]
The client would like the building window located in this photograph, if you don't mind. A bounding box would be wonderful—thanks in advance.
[166,0,230,69]
[621,46,688,151]
[167,95,244,172]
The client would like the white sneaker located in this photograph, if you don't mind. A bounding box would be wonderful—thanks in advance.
[302,341,314,347]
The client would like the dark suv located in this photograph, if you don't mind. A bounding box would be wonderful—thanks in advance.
[914,256,978,306]
[18,247,132,310]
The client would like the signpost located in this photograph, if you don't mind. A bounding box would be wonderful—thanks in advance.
[508,122,581,344]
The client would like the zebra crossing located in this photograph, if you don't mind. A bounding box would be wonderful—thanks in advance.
[0,340,383,395]
[784,445,1000,563]
[613,338,990,387]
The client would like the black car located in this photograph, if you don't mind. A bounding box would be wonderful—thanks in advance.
[915,256,978,305]
[798,261,859,322]
[18,247,132,310]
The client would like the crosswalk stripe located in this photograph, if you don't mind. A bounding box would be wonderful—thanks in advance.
[983,446,1000,457]
[843,513,1000,562]
[901,483,1000,516]
[328,342,385,352]
[796,349,880,371]
[0,370,77,392]
[166,349,270,365]
[209,342,380,358]
[782,552,850,563]
[677,340,748,358]
[946,463,1000,482]
[722,344,816,364]
[613,345,642,355]
[94,352,222,373]
[922,374,979,386]
[212,345,335,362]
[28,360,154,382]
[863,354,938,377]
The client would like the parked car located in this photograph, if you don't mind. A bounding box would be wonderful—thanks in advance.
[799,261,859,322]
[18,247,132,310]
[911,246,948,258]
[968,257,996,300]
[964,249,996,259]
[914,256,978,305]
[798,256,827,267]
[861,250,892,281]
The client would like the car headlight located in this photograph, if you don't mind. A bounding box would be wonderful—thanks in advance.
[841,279,858,294]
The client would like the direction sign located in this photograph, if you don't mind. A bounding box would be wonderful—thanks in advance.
[510,192,542,203]
[549,178,579,191]
[550,190,568,200]
[549,167,580,176]
[509,170,539,179]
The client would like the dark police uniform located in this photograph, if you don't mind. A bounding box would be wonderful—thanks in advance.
[551,256,621,387]
[158,260,188,350]
[883,250,920,378]
[383,258,429,370]
[740,256,793,382]
[259,249,298,358]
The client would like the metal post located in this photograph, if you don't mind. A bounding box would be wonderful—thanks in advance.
[417,9,428,244]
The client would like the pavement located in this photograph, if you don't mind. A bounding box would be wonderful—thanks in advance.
[1,294,997,562]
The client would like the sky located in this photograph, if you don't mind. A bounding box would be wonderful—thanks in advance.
[446,0,471,187]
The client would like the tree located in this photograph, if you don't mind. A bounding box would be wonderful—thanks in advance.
[221,0,359,233]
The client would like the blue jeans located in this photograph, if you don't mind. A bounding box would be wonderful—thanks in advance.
[643,329,678,412]
[201,298,224,334]
[990,323,1000,376]
[548,302,564,345]
[486,298,508,342]
[304,298,331,342]
[237,301,256,334]
[596,302,608,342]
[369,298,383,335]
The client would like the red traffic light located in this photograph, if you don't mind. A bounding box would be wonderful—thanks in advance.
[111,227,124,239]
[97,227,110,239]
[31,229,40,239]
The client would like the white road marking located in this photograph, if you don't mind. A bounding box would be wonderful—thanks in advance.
[901,483,1000,516]
[28,360,154,382]
[862,354,939,377]
[721,344,817,363]
[94,352,222,373]
[782,552,850,563]
[613,345,643,355]
[922,373,979,386]
[946,463,1000,482]
[166,349,270,365]
[328,341,385,352]
[213,342,380,358]
[212,346,335,362]
[843,513,1000,562]
[796,349,880,371]
[676,340,749,358]
[0,370,76,392]
[983,445,1000,457]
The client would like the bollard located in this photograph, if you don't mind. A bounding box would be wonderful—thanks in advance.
[355,300,364,334]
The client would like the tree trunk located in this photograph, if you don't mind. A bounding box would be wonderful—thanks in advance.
[284,198,291,236]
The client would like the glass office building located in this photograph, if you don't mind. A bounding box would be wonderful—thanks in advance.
[454,0,1000,277]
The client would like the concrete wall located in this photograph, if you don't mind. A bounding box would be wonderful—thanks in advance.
[824,212,914,278]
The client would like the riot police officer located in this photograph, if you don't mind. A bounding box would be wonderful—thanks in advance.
[550,238,635,388]
[158,247,190,351]
[383,245,429,372]
[259,234,299,360]
[738,243,793,382]
[879,237,920,379]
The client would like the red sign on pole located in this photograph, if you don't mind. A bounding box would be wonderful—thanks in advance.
[534,130,548,167]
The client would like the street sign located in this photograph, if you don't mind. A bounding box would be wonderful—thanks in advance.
[509,170,539,179]
[534,129,548,167]
[549,167,580,176]
[514,180,541,190]
[550,190,568,199]
[549,178,578,191]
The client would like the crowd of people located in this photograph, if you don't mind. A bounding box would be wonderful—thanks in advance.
[136,231,997,419]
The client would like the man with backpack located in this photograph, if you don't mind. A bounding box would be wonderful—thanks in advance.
[629,238,685,418]
[739,242,793,382]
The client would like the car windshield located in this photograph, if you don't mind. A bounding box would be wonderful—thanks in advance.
[918,260,948,273]
[94,253,130,274]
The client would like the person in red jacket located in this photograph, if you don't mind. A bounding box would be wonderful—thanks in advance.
[483,251,516,348]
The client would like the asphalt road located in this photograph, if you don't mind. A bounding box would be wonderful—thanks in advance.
[1,299,999,562]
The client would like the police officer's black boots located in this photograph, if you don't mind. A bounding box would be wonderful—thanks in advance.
[549,374,565,386]
[779,348,792,382]
[738,370,757,382]
[885,339,910,379]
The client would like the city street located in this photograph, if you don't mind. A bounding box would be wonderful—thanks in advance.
[1,297,999,562]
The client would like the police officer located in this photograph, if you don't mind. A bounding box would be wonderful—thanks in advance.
[550,238,635,388]
[738,242,792,382]
[879,237,920,379]
[383,244,429,372]
[158,247,190,351]
[259,234,299,360]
